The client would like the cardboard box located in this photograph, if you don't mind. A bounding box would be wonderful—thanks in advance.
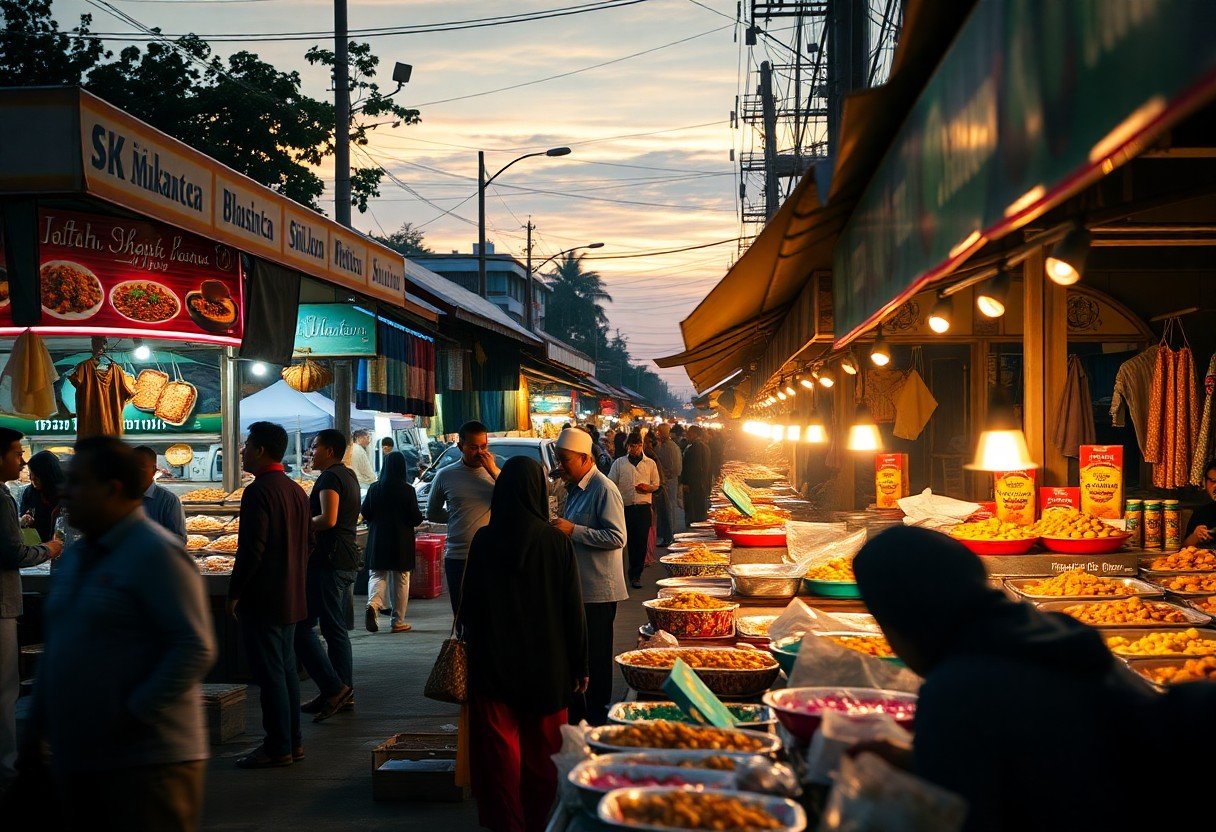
[1039,487,1081,514]
[372,733,467,803]
[201,684,246,745]
[1079,445,1124,520]
[874,454,910,509]
[993,470,1037,525]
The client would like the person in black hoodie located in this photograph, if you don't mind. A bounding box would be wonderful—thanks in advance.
[460,456,588,832]
[851,526,1168,832]
[362,451,424,633]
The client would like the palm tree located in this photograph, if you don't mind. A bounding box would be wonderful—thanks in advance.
[543,252,612,353]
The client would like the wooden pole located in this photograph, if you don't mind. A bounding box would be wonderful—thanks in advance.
[1022,247,1070,485]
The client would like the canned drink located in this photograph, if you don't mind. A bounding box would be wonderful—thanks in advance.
[1143,500,1163,550]
[1163,499,1181,551]
[1124,499,1143,550]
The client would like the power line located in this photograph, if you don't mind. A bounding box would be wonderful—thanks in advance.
[582,238,739,259]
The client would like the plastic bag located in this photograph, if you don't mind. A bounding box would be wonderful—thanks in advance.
[820,752,968,832]
[768,599,881,642]
[640,629,680,649]
[787,631,921,692]
[785,522,858,567]
[550,722,594,816]
[896,489,980,532]
[805,709,912,785]
[733,758,802,798]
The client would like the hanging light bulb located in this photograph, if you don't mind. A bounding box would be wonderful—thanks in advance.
[804,408,828,444]
[841,352,859,376]
[870,329,891,367]
[928,293,953,334]
[1045,224,1091,286]
[132,339,151,362]
[818,367,835,388]
[846,404,883,452]
[799,375,815,390]
[786,425,801,441]
[967,392,1038,471]
[776,390,788,401]
[770,424,786,441]
[784,382,797,397]
[976,269,1011,318]
[251,361,268,377]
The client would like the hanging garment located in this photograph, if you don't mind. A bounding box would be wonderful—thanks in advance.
[0,330,59,418]
[1191,354,1216,485]
[69,357,136,438]
[1146,344,1199,489]
[1110,345,1161,458]
[863,368,908,424]
[1051,355,1096,458]
[1145,347,1167,465]
[893,352,937,441]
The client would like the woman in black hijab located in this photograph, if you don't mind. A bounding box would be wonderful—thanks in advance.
[361,451,423,633]
[852,526,1169,832]
[20,450,65,542]
[460,456,588,832]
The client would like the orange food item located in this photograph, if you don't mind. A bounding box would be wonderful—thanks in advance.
[1150,547,1216,571]
[1061,597,1189,626]
[613,791,782,830]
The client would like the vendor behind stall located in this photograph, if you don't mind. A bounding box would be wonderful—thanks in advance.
[19,451,65,543]
[1183,458,1216,548]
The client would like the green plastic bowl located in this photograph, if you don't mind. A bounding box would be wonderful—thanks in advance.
[769,635,906,673]
[803,578,862,599]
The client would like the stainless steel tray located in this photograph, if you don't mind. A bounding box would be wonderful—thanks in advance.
[1142,575,1216,598]
[1101,627,1216,660]
[1036,598,1213,627]
[1123,656,1216,690]
[1005,576,1163,602]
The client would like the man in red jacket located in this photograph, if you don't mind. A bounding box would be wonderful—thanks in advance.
[227,421,312,769]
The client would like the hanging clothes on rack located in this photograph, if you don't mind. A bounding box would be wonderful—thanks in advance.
[1110,345,1161,458]
[69,353,135,439]
[1191,354,1216,486]
[1145,320,1199,489]
[862,367,908,424]
[893,348,937,441]
[0,330,59,419]
[1051,355,1096,458]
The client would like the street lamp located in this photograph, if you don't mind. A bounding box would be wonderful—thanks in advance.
[478,146,571,297]
[528,241,604,332]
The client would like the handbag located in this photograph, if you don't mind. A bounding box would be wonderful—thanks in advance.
[423,557,470,704]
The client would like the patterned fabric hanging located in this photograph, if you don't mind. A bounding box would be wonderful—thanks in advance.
[1191,354,1216,486]
[355,321,436,417]
[1145,321,1200,488]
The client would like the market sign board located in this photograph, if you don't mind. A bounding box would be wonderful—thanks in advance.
[530,392,573,415]
[833,0,1216,347]
[294,303,376,357]
[0,207,244,345]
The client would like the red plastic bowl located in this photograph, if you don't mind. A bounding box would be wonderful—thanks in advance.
[1039,534,1131,555]
[713,522,782,540]
[762,687,918,742]
[950,535,1038,556]
[726,528,788,548]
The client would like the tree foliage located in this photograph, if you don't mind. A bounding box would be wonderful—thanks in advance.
[372,222,431,257]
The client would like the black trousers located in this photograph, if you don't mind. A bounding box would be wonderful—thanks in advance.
[624,504,652,582]
[569,601,617,726]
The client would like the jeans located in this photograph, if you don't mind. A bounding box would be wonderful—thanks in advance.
[368,570,410,627]
[445,558,467,617]
[624,505,652,582]
[240,618,300,758]
[295,566,356,697]
[569,602,616,726]
[0,617,16,785]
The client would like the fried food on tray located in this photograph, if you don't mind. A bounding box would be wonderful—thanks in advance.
[224,488,245,504]
[950,517,1037,541]
[654,592,733,610]
[708,506,790,525]
[620,649,776,671]
[1031,508,1122,539]
[131,369,169,410]
[1060,597,1190,626]
[667,545,728,564]
[826,634,896,659]
[600,721,768,752]
[1192,596,1216,615]
[185,534,210,552]
[1156,573,1216,594]
[181,488,227,504]
[1138,656,1216,685]
[806,556,855,582]
[1150,547,1216,572]
[1106,628,1216,657]
[224,516,240,532]
[1022,569,1130,597]
[155,381,197,427]
[185,514,226,532]
[612,791,782,830]
[198,556,235,574]
[207,534,239,553]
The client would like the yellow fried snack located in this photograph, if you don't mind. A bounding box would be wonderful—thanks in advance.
[1022,569,1130,597]
[668,545,729,564]
[1150,547,1216,572]
[1061,597,1190,626]
[1157,573,1216,594]
[613,791,782,830]
[654,592,733,610]
[827,634,896,659]
[600,721,768,752]
[207,534,240,553]
[1139,656,1216,685]
[185,515,226,533]
[806,556,855,582]
[1030,508,1122,539]
[1191,596,1216,615]
[1106,628,1216,657]
[676,756,737,770]
[181,488,228,503]
[621,649,776,671]
[950,517,1037,541]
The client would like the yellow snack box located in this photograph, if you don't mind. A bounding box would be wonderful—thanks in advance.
[993,470,1036,525]
[1079,445,1124,520]
[874,453,909,509]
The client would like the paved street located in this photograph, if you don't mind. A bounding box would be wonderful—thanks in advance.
[201,564,654,831]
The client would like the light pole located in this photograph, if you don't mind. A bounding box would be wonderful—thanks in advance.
[478,146,571,297]
[528,242,604,333]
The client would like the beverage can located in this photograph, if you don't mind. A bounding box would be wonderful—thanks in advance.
[1163,499,1181,551]
[1124,499,1143,550]
[1143,500,1163,550]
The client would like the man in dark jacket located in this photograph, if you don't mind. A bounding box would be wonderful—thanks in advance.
[679,425,712,524]
[228,421,312,769]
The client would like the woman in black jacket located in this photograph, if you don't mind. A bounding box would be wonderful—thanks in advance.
[361,451,423,633]
[19,450,65,542]
[460,456,588,832]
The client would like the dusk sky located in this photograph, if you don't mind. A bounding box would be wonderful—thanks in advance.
[55,0,750,398]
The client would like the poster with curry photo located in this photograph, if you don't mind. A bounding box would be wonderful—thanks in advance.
[0,208,243,344]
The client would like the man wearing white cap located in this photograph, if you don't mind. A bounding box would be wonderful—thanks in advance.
[550,427,627,726]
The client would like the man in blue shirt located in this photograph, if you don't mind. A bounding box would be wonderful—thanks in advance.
[135,446,187,543]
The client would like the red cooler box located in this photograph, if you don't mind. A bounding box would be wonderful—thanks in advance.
[411,535,446,599]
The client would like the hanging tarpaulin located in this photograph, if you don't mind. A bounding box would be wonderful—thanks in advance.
[834,0,1216,347]
[355,317,435,417]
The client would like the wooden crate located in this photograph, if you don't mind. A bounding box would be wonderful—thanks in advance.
[202,684,247,745]
[372,732,468,803]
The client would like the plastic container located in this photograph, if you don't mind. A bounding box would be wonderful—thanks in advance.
[410,535,445,599]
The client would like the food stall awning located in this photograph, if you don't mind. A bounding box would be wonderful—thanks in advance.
[0,86,416,313]
[832,0,1216,348]
[404,259,542,347]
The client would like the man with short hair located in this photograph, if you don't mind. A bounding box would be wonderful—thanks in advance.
[27,436,214,829]
[133,445,187,543]
[654,423,684,543]
[551,427,627,726]
[228,422,312,768]
[1184,458,1216,548]
[0,428,61,793]
[609,432,660,589]
[348,429,377,486]
[296,429,361,722]
[427,420,499,615]
[380,436,394,461]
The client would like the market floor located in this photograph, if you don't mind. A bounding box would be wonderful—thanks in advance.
[201,563,655,831]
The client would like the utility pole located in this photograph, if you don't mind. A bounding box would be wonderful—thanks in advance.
[525,217,535,331]
[477,150,487,297]
[759,61,779,221]
[826,0,870,154]
[334,0,352,229]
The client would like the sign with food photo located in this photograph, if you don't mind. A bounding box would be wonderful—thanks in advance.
[0,208,243,344]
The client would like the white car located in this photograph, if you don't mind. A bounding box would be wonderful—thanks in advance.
[414,437,559,511]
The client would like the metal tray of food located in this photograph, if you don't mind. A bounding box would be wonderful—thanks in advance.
[1036,598,1213,627]
[598,786,807,832]
[1185,596,1216,618]
[568,761,735,814]
[1004,576,1164,602]
[655,576,732,590]
[1142,574,1216,598]
[1123,656,1216,690]
[585,723,782,757]
[1101,627,1216,660]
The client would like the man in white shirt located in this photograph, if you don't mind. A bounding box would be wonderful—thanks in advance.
[348,430,377,487]
[425,421,499,614]
[608,432,660,589]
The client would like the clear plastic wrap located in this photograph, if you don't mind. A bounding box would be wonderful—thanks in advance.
[820,752,968,832]
[787,631,921,692]
[805,709,911,785]
[767,599,880,643]
[732,757,802,798]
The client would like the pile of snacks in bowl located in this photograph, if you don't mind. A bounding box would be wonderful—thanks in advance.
[643,592,739,639]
